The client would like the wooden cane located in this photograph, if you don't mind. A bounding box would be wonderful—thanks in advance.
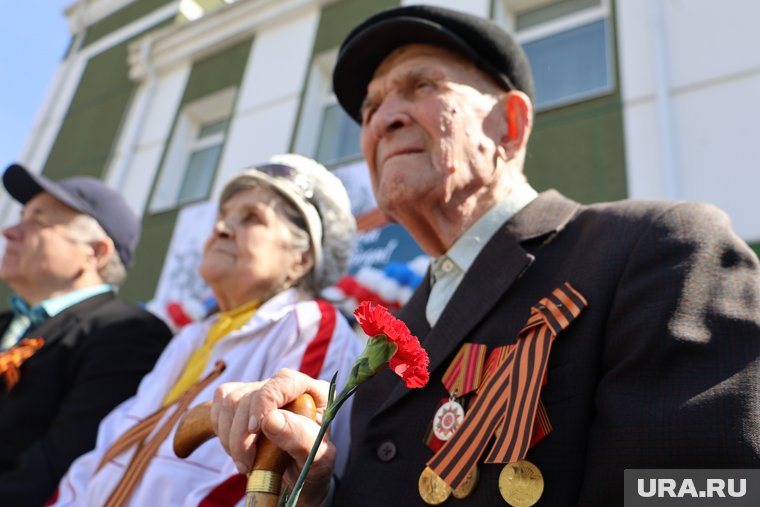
[174,393,317,507]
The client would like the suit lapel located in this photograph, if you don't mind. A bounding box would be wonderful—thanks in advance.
[398,271,431,339]
[373,191,580,416]
[424,232,532,373]
[27,292,115,351]
[0,312,14,336]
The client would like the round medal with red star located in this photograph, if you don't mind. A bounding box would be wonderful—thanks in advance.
[433,399,464,441]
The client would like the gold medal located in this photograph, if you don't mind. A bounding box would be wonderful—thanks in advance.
[451,465,479,499]
[418,466,452,505]
[498,460,544,507]
[433,398,464,441]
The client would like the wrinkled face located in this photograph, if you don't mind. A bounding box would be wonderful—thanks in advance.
[0,193,94,297]
[359,44,507,218]
[199,186,308,308]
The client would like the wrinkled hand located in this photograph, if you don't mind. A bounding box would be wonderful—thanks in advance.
[211,368,336,506]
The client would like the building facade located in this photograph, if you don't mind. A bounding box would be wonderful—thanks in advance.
[4,0,759,313]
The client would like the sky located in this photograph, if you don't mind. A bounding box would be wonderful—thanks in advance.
[1,1,74,169]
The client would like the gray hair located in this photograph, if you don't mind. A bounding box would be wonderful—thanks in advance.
[67,214,127,285]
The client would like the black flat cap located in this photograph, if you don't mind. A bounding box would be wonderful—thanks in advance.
[3,164,141,267]
[333,5,535,123]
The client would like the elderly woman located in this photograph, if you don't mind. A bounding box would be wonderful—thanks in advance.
[49,154,361,507]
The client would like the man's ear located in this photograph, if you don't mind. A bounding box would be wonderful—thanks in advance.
[90,237,116,271]
[501,90,533,157]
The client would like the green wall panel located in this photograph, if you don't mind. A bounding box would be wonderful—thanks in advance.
[42,14,173,181]
[526,94,628,203]
[118,210,179,304]
[312,0,400,54]
[42,40,134,180]
[121,38,253,304]
[750,243,760,260]
[180,38,252,104]
[82,0,176,48]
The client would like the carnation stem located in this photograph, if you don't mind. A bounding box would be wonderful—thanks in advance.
[284,415,330,507]
[284,384,357,507]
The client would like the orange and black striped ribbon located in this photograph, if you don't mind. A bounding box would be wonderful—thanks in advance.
[481,348,552,447]
[480,346,553,449]
[530,399,552,448]
[0,337,44,392]
[427,283,587,489]
[99,361,226,507]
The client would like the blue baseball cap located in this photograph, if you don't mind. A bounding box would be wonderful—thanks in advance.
[3,164,140,267]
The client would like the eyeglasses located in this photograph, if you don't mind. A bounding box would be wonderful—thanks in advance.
[256,164,316,201]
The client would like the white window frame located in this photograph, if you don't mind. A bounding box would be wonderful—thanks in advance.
[149,87,236,213]
[494,0,614,111]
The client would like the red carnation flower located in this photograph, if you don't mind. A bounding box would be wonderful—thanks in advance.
[354,301,430,388]
[282,302,430,506]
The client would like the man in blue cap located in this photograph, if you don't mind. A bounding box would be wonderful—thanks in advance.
[0,164,172,506]
[212,5,760,506]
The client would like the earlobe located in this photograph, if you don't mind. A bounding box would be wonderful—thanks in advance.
[496,144,510,162]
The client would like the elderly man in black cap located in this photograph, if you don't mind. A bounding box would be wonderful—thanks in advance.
[212,5,760,506]
[0,164,171,506]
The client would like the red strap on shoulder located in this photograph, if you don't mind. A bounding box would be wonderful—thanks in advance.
[298,300,337,378]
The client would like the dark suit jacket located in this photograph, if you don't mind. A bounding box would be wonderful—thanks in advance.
[336,190,760,506]
[0,291,171,506]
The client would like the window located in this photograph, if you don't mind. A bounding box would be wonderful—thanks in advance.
[496,0,613,110]
[294,50,362,170]
[176,119,227,204]
[293,51,374,217]
[314,102,362,166]
[150,88,236,213]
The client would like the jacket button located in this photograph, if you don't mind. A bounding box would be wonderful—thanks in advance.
[377,441,397,462]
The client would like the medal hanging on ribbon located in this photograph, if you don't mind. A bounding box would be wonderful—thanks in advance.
[433,396,464,442]
[424,343,487,451]
[420,343,487,503]
[433,343,486,442]
[422,282,588,506]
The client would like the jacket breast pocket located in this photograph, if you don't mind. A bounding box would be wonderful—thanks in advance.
[540,361,579,404]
